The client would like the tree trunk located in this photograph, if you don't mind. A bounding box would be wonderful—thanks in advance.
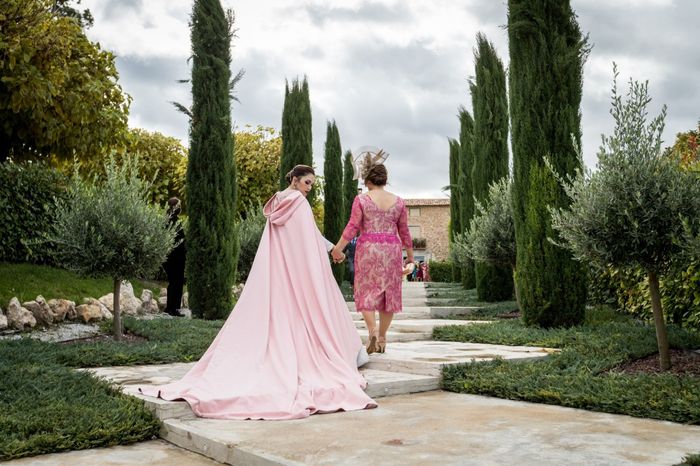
[647,271,670,370]
[113,278,122,341]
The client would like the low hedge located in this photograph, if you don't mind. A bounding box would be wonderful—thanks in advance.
[0,317,224,460]
[427,260,454,283]
[436,308,700,424]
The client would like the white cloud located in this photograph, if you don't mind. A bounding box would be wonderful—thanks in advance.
[80,0,700,197]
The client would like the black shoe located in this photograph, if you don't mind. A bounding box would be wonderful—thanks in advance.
[166,310,183,317]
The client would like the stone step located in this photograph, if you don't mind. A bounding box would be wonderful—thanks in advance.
[346,300,430,311]
[429,306,481,318]
[359,330,432,344]
[119,368,440,420]
[350,309,432,320]
[364,340,556,377]
[354,318,488,334]
[95,364,439,421]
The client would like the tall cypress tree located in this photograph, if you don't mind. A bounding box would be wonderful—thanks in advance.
[508,0,589,327]
[470,33,513,302]
[280,77,315,204]
[342,149,357,223]
[458,108,476,289]
[186,0,238,319]
[448,137,462,283]
[323,121,344,284]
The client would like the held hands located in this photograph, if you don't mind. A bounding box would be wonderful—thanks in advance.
[331,247,346,264]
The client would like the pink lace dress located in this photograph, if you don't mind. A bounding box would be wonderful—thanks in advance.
[341,194,412,312]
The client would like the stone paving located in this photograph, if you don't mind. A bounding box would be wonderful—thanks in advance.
[19,281,700,465]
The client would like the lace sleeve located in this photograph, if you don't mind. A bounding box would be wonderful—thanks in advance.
[397,202,412,249]
[341,196,363,241]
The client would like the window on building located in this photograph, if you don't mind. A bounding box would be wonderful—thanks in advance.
[409,225,421,238]
[409,207,421,217]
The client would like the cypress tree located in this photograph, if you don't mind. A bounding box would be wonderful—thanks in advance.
[185,0,238,319]
[280,77,315,204]
[470,33,513,302]
[508,0,589,327]
[458,108,476,289]
[342,149,357,223]
[448,137,462,283]
[323,121,344,284]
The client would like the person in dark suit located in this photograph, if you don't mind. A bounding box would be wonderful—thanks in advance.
[164,197,186,316]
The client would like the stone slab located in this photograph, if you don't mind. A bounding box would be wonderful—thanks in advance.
[350,308,431,320]
[360,330,431,343]
[365,340,556,376]
[355,319,489,334]
[346,300,428,311]
[2,439,221,466]
[429,306,481,318]
[158,391,700,466]
[89,364,440,421]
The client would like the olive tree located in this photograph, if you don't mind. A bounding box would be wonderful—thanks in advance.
[50,156,177,340]
[453,178,519,308]
[549,67,700,370]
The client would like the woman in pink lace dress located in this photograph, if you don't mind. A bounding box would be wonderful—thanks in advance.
[332,160,414,354]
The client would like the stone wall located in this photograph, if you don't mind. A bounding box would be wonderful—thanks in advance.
[404,199,450,261]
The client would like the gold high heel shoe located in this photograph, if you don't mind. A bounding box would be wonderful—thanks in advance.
[377,336,387,354]
[366,330,379,354]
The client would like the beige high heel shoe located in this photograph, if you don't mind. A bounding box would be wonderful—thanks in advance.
[377,336,387,354]
[366,329,379,354]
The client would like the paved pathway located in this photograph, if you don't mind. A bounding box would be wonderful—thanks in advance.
[16,282,700,465]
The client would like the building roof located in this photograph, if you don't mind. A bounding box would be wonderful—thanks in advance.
[403,198,450,207]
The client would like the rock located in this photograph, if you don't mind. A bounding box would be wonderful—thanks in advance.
[83,298,112,320]
[158,288,167,312]
[7,297,37,330]
[0,306,7,330]
[98,283,142,316]
[181,291,188,309]
[76,303,104,323]
[47,299,75,322]
[140,289,153,303]
[138,289,160,314]
[23,295,55,326]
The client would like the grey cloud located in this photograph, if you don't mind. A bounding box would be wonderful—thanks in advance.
[102,0,142,19]
[304,2,414,27]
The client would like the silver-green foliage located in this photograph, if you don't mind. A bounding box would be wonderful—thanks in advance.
[464,178,516,269]
[236,203,266,282]
[51,156,177,281]
[549,67,700,273]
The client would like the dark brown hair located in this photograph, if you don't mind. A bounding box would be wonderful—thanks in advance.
[285,164,315,184]
[364,164,388,186]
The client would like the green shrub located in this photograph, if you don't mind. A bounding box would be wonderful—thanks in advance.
[588,261,700,332]
[0,162,69,264]
[428,260,454,282]
[237,204,266,282]
[676,453,700,466]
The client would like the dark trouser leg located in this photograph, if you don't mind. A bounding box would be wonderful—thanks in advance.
[166,277,184,314]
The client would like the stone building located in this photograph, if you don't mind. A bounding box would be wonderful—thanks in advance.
[403,198,450,261]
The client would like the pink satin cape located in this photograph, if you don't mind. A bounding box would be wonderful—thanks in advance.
[139,190,376,420]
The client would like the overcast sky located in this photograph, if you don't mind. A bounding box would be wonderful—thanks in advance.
[81,0,699,198]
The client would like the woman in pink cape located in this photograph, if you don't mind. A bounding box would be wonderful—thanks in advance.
[140,165,376,420]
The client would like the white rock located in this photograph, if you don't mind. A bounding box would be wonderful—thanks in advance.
[7,297,37,330]
[140,289,153,303]
[98,291,141,315]
[47,299,75,322]
[76,303,104,323]
[181,292,188,309]
[22,295,54,326]
[84,298,113,320]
